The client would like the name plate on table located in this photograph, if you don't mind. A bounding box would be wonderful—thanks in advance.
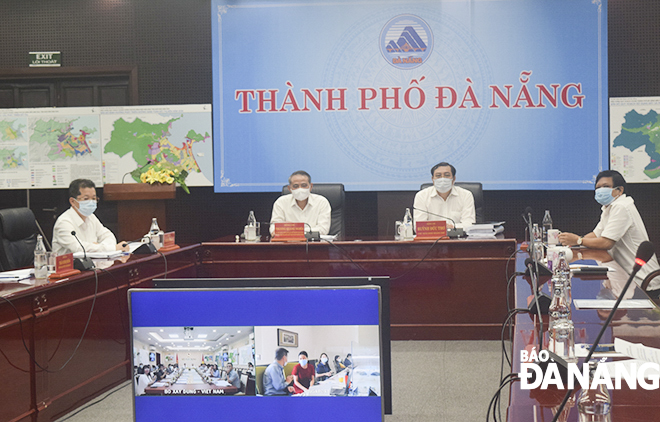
[49,253,80,280]
[159,231,180,252]
[415,220,448,240]
[271,222,307,242]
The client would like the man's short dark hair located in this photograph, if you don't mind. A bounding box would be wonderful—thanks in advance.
[68,179,96,198]
[595,170,627,193]
[288,170,311,185]
[430,162,456,178]
[299,351,308,358]
[275,347,289,360]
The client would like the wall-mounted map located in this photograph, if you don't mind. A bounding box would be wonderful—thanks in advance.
[610,97,660,183]
[0,104,212,190]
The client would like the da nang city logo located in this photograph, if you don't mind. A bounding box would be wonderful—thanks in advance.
[380,14,433,70]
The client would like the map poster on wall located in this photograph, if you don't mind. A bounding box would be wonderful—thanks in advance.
[0,104,213,190]
[610,97,660,183]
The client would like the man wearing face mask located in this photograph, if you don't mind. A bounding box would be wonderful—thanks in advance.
[269,170,332,235]
[413,162,476,229]
[52,179,129,255]
[559,170,660,290]
[263,348,295,395]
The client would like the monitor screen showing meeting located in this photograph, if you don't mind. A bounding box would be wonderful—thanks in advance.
[129,286,383,421]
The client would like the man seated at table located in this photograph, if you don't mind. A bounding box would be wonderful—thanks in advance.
[270,170,332,236]
[291,351,315,394]
[52,179,129,255]
[222,362,241,389]
[263,348,295,396]
[558,170,660,295]
[413,162,476,229]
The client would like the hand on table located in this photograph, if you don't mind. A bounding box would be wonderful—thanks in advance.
[558,232,580,246]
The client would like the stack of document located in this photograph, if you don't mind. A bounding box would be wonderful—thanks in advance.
[465,222,505,239]
[73,251,127,259]
[0,268,34,282]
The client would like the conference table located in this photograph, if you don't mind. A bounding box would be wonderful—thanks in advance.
[143,369,239,396]
[507,249,660,422]
[0,236,515,421]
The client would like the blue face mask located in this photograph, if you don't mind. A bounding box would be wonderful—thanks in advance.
[594,187,616,206]
[299,359,308,366]
[321,357,328,364]
[75,199,97,217]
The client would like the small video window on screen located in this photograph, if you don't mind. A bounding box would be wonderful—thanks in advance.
[132,326,256,396]
[254,325,381,397]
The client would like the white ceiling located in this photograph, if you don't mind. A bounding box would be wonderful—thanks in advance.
[133,326,253,353]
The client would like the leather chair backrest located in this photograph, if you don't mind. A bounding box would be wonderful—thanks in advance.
[280,183,346,238]
[0,207,38,271]
[419,182,485,223]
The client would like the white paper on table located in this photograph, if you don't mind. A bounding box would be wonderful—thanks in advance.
[573,299,655,310]
[214,380,231,387]
[73,251,126,259]
[0,268,34,282]
[615,338,660,365]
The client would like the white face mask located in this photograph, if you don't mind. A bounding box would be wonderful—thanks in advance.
[292,188,310,201]
[433,178,453,194]
[75,199,97,217]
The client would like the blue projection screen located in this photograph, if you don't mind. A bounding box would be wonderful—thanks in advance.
[212,0,608,191]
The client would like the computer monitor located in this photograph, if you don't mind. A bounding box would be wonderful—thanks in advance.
[153,276,392,414]
[129,285,384,421]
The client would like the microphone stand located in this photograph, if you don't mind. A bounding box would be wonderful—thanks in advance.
[71,230,94,271]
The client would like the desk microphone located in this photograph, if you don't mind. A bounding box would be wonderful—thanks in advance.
[412,207,464,238]
[70,231,94,271]
[303,223,320,241]
[550,241,655,422]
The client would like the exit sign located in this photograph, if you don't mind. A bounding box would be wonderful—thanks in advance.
[29,51,61,67]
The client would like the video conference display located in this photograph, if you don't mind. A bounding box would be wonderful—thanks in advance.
[129,287,383,421]
[212,0,608,191]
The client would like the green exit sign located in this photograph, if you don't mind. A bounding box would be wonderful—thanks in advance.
[29,51,61,67]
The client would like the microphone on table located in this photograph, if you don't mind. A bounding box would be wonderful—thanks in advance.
[412,207,464,238]
[550,241,656,422]
[71,231,95,271]
[525,257,551,316]
[303,223,320,242]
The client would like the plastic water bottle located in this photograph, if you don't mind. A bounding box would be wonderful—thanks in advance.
[34,234,48,279]
[149,218,163,249]
[245,211,257,241]
[542,210,553,244]
[556,251,572,305]
[403,208,414,240]
[578,362,612,421]
[532,223,543,261]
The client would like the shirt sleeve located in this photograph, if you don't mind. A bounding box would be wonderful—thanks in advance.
[457,189,476,228]
[91,216,117,251]
[311,197,332,235]
[599,204,632,243]
[52,218,85,254]
[412,190,428,223]
[270,197,286,235]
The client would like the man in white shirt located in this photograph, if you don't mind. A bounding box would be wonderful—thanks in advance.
[269,170,332,235]
[52,179,129,255]
[413,162,476,229]
[559,170,660,291]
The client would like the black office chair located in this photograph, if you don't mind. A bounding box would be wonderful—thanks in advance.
[0,207,39,271]
[419,182,485,223]
[641,269,660,300]
[280,183,346,238]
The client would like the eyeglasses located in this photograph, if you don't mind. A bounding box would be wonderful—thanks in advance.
[76,197,99,203]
